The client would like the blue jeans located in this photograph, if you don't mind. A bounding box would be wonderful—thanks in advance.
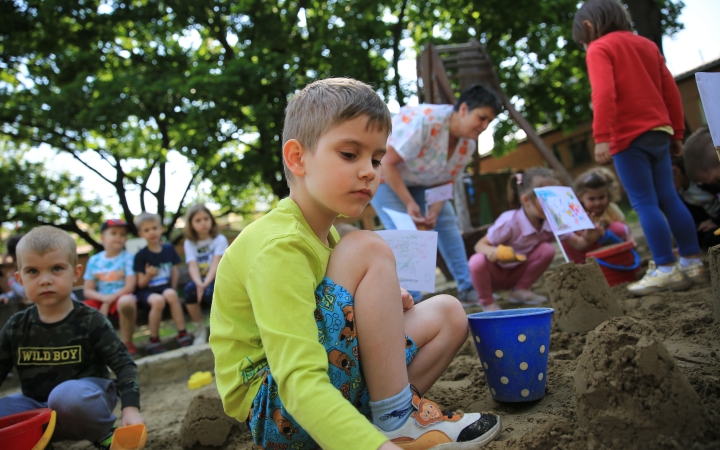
[0,377,118,442]
[613,131,701,265]
[371,183,473,293]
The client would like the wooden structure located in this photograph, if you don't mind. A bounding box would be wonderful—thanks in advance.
[416,40,574,193]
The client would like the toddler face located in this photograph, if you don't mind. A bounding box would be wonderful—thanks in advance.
[579,188,609,217]
[695,166,720,187]
[16,249,81,309]
[137,220,163,245]
[101,226,128,253]
[302,116,387,218]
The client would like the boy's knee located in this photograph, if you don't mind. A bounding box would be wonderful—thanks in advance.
[436,294,469,332]
[334,230,394,261]
[117,295,136,314]
[48,381,102,417]
[163,288,179,302]
[148,294,166,309]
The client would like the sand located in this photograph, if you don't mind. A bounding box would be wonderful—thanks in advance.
[55,274,720,450]
[544,260,624,333]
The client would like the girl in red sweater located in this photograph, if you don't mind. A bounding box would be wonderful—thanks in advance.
[573,0,707,295]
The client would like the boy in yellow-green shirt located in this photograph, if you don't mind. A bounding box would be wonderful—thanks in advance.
[210,78,501,450]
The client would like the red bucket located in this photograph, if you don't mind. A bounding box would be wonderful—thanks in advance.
[0,408,54,450]
[586,241,640,287]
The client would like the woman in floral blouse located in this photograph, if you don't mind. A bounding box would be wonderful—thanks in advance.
[372,85,502,306]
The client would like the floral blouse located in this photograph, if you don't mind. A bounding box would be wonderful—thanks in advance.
[387,104,476,187]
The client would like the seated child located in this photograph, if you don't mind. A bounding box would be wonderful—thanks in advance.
[182,204,228,345]
[679,127,720,251]
[562,167,630,263]
[0,235,29,305]
[469,167,602,311]
[83,219,139,356]
[134,213,192,354]
[0,226,144,447]
[210,78,501,450]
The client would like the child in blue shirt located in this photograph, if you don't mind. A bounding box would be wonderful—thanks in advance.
[133,213,191,354]
[83,219,139,356]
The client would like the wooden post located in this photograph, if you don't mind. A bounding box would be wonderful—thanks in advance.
[709,244,720,322]
[453,176,472,233]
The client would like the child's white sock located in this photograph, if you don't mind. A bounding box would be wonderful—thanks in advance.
[657,265,673,274]
[370,384,413,432]
[679,257,701,267]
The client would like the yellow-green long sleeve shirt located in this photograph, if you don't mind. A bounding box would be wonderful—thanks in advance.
[210,198,388,450]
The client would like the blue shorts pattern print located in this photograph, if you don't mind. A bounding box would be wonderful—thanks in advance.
[248,277,418,449]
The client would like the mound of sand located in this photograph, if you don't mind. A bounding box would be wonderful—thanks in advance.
[181,393,240,449]
[545,261,623,333]
[574,317,707,448]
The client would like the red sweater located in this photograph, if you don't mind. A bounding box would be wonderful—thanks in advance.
[586,31,685,155]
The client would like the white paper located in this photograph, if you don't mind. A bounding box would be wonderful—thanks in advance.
[696,72,720,146]
[382,208,418,230]
[534,186,595,236]
[376,230,438,292]
[425,183,454,206]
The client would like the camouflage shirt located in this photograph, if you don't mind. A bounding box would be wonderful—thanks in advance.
[0,301,140,409]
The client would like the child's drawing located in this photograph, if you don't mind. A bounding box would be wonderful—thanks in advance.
[375,230,438,292]
[534,186,595,235]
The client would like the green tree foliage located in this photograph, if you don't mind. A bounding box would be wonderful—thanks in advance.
[0,147,108,251]
[402,0,684,154]
[1,0,398,243]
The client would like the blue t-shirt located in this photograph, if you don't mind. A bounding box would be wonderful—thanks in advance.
[133,244,181,289]
[83,250,135,295]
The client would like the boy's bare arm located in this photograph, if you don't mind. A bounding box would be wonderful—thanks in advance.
[136,270,152,289]
[171,265,179,290]
[83,279,115,303]
[115,275,137,296]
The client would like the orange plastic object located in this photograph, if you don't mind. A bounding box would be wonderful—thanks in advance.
[188,371,213,390]
[110,423,147,450]
[496,245,527,263]
[31,410,55,450]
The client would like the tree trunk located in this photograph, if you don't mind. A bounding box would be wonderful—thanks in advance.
[623,0,665,54]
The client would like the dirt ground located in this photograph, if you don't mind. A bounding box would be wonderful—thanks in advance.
[56,266,720,450]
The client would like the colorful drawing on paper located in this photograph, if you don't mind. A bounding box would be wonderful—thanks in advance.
[533,186,595,235]
[375,230,437,292]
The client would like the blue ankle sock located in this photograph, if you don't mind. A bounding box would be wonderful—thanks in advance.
[657,265,673,273]
[679,257,700,267]
[370,384,413,432]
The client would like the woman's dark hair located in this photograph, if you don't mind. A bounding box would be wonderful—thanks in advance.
[573,0,632,47]
[5,234,24,262]
[507,167,558,209]
[183,204,220,242]
[454,84,503,115]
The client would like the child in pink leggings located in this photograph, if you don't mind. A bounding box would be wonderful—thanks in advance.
[563,167,631,263]
[470,167,601,311]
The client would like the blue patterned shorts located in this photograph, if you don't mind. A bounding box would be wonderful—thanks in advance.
[248,277,418,449]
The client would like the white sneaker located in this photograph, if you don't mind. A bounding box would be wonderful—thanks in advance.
[507,289,548,305]
[380,389,501,449]
[193,324,208,345]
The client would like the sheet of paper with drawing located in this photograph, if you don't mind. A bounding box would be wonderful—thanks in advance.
[534,186,595,263]
[696,73,720,147]
[425,183,453,206]
[376,230,438,292]
[382,208,418,230]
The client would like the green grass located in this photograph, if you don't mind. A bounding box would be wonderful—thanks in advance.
[617,199,639,224]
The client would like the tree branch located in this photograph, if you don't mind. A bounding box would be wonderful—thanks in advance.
[392,0,409,107]
[166,169,202,237]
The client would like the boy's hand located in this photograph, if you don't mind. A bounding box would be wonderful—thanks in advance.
[379,442,403,450]
[401,288,414,311]
[121,406,145,427]
[698,219,717,233]
[0,294,9,305]
[594,142,611,164]
[145,263,159,277]
[102,293,118,304]
[670,139,683,157]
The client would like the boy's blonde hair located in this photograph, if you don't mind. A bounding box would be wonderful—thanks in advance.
[683,128,717,181]
[282,77,392,182]
[15,226,77,268]
[573,167,621,202]
[135,212,162,229]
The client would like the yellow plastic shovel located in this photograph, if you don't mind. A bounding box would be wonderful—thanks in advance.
[110,423,147,450]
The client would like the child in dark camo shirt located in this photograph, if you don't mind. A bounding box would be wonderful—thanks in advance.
[0,226,143,447]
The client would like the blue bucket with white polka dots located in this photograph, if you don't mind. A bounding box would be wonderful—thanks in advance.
[467,308,554,402]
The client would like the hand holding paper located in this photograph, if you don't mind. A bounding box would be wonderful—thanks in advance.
[534,186,595,263]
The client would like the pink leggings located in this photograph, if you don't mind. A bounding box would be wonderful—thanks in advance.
[468,242,556,306]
